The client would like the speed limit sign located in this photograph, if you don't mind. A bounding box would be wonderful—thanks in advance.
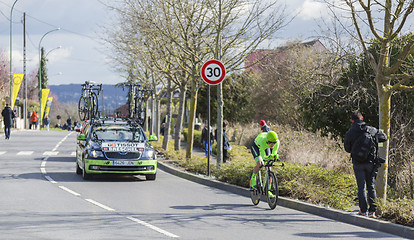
[201,60,226,85]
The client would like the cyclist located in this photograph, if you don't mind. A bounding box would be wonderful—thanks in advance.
[250,131,280,197]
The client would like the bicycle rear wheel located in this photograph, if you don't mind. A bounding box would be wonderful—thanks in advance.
[266,171,279,210]
[78,96,88,121]
[249,171,260,205]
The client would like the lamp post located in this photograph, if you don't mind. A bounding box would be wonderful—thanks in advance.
[46,46,62,57]
[9,0,19,107]
[38,28,60,129]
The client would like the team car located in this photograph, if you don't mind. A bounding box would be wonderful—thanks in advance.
[76,119,158,180]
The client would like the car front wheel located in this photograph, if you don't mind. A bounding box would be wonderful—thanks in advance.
[82,158,92,180]
[146,173,156,181]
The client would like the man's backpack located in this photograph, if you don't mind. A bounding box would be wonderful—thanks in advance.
[351,127,387,164]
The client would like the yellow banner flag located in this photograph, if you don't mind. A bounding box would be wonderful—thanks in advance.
[44,97,53,118]
[41,89,50,119]
[12,73,24,109]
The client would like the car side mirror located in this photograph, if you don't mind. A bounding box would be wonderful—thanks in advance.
[77,134,86,140]
[149,135,158,141]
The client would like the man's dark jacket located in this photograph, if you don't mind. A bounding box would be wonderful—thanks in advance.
[2,106,15,127]
[344,119,378,164]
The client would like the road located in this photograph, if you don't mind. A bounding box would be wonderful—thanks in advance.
[0,130,406,239]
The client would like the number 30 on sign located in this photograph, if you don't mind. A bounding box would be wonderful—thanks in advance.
[201,60,226,85]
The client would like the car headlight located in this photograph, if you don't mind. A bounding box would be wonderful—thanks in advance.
[88,150,104,159]
[141,150,154,159]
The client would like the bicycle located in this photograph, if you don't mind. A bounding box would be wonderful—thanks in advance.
[250,157,284,209]
[123,83,152,126]
[78,81,102,121]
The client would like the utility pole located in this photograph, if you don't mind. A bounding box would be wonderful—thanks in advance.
[216,0,223,166]
[23,12,27,129]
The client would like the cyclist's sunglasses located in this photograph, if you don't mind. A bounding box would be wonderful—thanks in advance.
[267,141,277,144]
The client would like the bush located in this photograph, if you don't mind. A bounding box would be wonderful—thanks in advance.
[277,163,356,210]
[377,198,414,227]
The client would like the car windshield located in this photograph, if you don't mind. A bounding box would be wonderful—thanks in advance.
[92,125,145,141]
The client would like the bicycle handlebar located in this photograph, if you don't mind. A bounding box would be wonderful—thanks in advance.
[261,158,284,168]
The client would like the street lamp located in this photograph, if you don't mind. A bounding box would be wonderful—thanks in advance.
[9,0,20,107]
[38,28,60,129]
[46,46,62,58]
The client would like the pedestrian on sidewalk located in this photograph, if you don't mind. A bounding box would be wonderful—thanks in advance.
[215,120,231,163]
[344,111,387,218]
[201,121,214,157]
[44,115,50,131]
[2,104,16,140]
[30,110,38,130]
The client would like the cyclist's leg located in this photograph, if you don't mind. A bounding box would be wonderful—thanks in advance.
[250,142,263,188]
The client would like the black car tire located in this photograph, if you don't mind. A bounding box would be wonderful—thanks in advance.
[146,173,156,181]
[82,158,92,180]
[76,161,82,174]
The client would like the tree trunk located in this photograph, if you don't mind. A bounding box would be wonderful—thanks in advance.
[376,86,391,201]
[162,79,173,150]
[155,97,160,138]
[186,82,197,159]
[174,83,186,151]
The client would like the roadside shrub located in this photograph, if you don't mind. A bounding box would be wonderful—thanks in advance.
[277,163,357,210]
[377,198,414,227]
[182,128,203,148]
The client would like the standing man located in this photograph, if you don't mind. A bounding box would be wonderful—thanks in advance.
[66,116,72,131]
[2,104,16,140]
[201,121,214,157]
[344,111,386,218]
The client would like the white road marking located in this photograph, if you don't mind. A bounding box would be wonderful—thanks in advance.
[126,216,179,238]
[38,131,178,239]
[17,151,34,155]
[59,186,81,196]
[85,199,115,211]
[0,151,5,155]
[43,151,59,156]
[45,175,57,184]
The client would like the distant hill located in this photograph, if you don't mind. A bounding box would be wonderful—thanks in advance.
[49,84,128,113]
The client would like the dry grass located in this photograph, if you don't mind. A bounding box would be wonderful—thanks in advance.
[226,122,352,174]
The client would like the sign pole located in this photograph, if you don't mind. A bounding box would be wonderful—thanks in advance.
[207,84,211,176]
[201,59,225,175]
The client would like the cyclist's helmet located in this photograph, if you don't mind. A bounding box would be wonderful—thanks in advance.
[266,131,278,143]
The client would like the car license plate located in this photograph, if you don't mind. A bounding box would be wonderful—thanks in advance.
[113,161,135,166]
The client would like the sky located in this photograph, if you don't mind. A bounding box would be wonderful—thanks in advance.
[0,0,339,86]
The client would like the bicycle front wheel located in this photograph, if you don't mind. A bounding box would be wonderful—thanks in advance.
[78,96,88,121]
[266,171,279,210]
[249,171,260,205]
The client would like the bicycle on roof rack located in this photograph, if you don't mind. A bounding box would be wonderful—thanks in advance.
[122,83,153,126]
[78,81,102,121]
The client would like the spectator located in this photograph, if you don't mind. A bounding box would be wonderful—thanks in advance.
[215,120,231,163]
[260,120,270,132]
[66,117,72,131]
[344,111,386,218]
[2,104,16,139]
[201,122,214,157]
[30,111,38,130]
[44,115,50,131]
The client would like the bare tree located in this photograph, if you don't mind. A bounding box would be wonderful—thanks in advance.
[330,0,414,201]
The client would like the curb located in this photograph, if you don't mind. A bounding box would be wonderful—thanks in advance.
[158,160,413,239]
